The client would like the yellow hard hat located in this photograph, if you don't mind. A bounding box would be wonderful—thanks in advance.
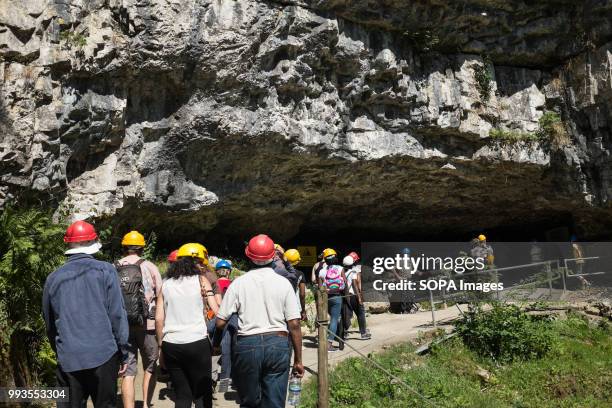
[284,249,301,265]
[194,243,209,264]
[121,230,145,247]
[478,234,486,241]
[177,243,208,261]
[322,248,337,258]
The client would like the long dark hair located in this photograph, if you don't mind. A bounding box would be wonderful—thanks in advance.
[325,255,340,266]
[166,257,200,280]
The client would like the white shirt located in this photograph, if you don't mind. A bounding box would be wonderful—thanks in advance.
[217,267,301,336]
[345,265,361,295]
[161,275,207,344]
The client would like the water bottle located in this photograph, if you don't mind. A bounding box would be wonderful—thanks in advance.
[287,375,302,406]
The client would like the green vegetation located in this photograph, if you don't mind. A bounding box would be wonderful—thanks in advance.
[456,303,555,363]
[300,305,612,407]
[489,128,541,143]
[489,112,569,146]
[59,30,87,48]
[536,111,570,147]
[143,231,158,261]
[403,28,441,52]
[0,206,66,386]
[474,59,493,101]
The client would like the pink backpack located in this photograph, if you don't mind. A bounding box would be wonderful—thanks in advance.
[324,265,345,293]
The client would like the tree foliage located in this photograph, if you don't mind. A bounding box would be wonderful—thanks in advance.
[0,206,66,386]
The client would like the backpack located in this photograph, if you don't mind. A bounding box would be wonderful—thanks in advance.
[323,265,345,293]
[115,259,147,327]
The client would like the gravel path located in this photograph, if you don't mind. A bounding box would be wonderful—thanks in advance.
[119,307,463,408]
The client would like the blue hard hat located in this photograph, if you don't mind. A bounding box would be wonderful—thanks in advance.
[215,259,232,270]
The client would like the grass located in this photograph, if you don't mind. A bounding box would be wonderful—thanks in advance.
[537,111,570,148]
[299,315,612,407]
[489,112,569,147]
[489,128,542,143]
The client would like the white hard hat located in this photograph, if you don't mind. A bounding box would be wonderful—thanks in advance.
[342,255,354,266]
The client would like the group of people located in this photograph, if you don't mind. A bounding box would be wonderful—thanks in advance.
[310,248,371,352]
[42,220,370,408]
[43,222,302,408]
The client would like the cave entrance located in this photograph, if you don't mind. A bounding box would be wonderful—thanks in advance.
[202,213,574,270]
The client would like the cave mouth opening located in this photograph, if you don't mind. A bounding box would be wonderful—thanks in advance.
[151,212,576,266]
[252,216,573,256]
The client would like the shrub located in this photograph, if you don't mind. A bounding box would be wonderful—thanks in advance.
[474,60,493,101]
[143,231,158,261]
[455,303,555,363]
[59,30,87,48]
[0,206,66,386]
[537,111,570,147]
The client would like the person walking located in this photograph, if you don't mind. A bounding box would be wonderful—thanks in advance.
[155,243,219,408]
[310,250,326,284]
[270,244,299,290]
[475,234,494,266]
[342,253,371,340]
[213,259,238,393]
[43,220,129,408]
[215,259,232,295]
[317,248,348,351]
[284,248,307,321]
[213,234,304,408]
[389,248,418,314]
[194,244,223,307]
[117,231,163,408]
[571,235,590,288]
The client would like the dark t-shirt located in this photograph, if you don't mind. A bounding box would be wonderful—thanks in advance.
[295,269,305,287]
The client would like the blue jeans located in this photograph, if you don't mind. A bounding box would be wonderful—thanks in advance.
[232,334,291,408]
[206,318,216,339]
[220,314,239,380]
[328,294,343,342]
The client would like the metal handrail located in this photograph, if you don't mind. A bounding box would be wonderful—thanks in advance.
[563,257,606,277]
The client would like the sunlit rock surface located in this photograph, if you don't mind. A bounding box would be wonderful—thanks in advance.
[1,0,611,242]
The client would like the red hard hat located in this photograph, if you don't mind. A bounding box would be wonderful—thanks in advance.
[245,234,275,262]
[348,251,360,262]
[167,249,178,263]
[64,220,98,243]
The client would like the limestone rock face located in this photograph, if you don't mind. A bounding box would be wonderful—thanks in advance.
[1,0,612,243]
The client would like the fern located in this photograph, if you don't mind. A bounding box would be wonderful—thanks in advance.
[143,231,158,261]
[0,206,66,385]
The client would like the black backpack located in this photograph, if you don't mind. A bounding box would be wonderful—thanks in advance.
[115,259,147,327]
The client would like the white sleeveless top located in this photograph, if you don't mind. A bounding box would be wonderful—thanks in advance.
[162,275,207,344]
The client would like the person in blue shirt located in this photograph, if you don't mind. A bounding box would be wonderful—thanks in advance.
[43,220,129,408]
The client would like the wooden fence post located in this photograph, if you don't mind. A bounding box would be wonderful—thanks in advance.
[316,289,329,408]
